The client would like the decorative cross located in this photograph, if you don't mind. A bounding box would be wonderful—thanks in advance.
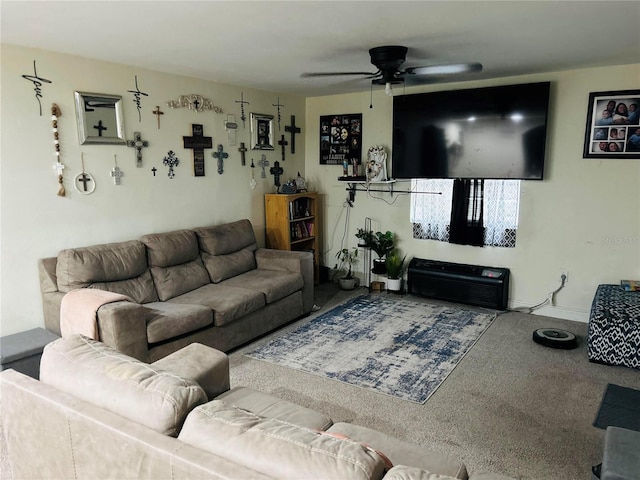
[151,167,157,176]
[75,153,95,195]
[111,155,123,185]
[77,173,92,191]
[285,115,301,154]
[278,135,288,162]
[53,161,65,176]
[126,132,149,167]
[258,154,269,178]
[238,142,248,166]
[93,120,107,136]
[152,105,164,129]
[269,160,284,189]
[163,151,179,179]
[272,97,284,130]
[235,92,249,127]
[183,124,212,177]
[250,159,257,189]
[212,144,229,175]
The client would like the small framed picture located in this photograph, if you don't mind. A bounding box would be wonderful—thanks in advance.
[583,89,640,158]
[250,113,274,150]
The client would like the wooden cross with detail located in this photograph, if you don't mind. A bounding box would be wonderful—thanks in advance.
[152,106,164,129]
[213,145,228,174]
[270,160,284,188]
[183,124,212,176]
[258,154,269,178]
[284,115,301,154]
[238,142,248,166]
[278,135,288,162]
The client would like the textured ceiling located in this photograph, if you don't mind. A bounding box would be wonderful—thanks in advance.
[2,1,639,96]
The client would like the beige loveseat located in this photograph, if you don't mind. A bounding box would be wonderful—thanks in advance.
[38,219,313,362]
[1,335,515,480]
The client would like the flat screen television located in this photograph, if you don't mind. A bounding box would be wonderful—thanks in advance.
[391,81,551,180]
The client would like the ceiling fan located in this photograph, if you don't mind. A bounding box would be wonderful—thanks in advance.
[301,46,482,95]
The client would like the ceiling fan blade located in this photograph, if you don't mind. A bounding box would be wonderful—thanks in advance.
[301,71,378,78]
[405,63,483,76]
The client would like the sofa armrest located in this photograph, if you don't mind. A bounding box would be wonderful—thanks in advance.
[255,248,314,313]
[38,258,65,336]
[97,302,150,362]
[151,343,230,400]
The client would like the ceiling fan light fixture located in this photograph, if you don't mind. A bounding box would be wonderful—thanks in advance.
[385,82,393,96]
[408,63,483,76]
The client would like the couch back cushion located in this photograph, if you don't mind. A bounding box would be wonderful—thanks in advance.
[179,400,386,480]
[140,229,210,301]
[195,220,258,283]
[56,240,158,303]
[40,335,207,436]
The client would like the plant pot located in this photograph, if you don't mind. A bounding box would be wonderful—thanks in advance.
[372,258,387,275]
[386,277,402,293]
[339,277,360,290]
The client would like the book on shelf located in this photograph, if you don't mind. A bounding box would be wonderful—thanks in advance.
[620,280,640,292]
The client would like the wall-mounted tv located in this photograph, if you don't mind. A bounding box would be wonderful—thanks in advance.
[391,81,551,180]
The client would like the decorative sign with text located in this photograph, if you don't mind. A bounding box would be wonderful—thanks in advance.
[319,113,362,165]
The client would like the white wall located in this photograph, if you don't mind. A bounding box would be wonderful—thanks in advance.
[1,44,305,335]
[305,64,640,322]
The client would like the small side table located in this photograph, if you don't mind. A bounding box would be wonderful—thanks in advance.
[0,328,60,379]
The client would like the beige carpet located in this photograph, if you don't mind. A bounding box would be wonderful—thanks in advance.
[230,284,640,480]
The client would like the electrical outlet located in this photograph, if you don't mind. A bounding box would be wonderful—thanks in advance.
[560,270,569,284]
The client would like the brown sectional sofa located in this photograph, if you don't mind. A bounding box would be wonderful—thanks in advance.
[1,335,516,480]
[38,219,313,362]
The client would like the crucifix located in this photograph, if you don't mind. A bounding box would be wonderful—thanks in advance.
[111,155,123,185]
[269,161,284,189]
[212,144,228,175]
[183,124,212,177]
[151,167,157,176]
[238,142,248,166]
[258,154,269,178]
[278,135,288,162]
[235,92,249,127]
[163,151,180,179]
[75,153,95,194]
[93,120,107,136]
[152,105,164,129]
[284,115,301,154]
[272,97,284,130]
[126,132,149,168]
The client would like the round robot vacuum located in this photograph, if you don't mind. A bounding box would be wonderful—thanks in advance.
[532,328,578,350]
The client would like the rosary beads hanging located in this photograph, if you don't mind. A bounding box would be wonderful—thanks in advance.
[51,103,66,196]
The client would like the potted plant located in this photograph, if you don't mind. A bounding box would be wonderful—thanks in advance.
[385,249,407,293]
[335,247,359,290]
[355,228,375,248]
[370,231,395,274]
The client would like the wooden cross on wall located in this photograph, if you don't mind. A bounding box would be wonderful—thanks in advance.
[238,142,248,166]
[270,160,284,189]
[183,124,212,176]
[278,135,288,162]
[284,115,301,154]
[213,145,228,174]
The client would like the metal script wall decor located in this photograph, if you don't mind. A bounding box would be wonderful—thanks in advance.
[127,75,149,122]
[166,94,223,114]
[22,60,52,116]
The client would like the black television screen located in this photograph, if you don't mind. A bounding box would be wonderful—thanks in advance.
[391,82,550,180]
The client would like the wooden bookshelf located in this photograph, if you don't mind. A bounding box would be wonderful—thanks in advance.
[265,192,319,284]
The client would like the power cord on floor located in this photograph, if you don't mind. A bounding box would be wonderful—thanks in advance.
[510,274,567,314]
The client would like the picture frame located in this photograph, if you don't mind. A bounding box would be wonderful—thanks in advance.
[319,113,362,166]
[74,91,126,145]
[583,89,640,158]
[250,113,274,150]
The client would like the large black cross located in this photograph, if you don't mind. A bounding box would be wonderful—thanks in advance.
[93,120,107,136]
[270,160,284,188]
[278,135,288,162]
[284,115,301,154]
[183,124,212,177]
[213,145,228,175]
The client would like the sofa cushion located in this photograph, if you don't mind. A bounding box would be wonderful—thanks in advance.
[56,240,157,303]
[216,386,333,430]
[383,466,460,480]
[150,259,211,301]
[179,400,386,480]
[195,220,258,282]
[144,302,213,344]
[327,423,468,480]
[168,283,265,327]
[40,335,207,436]
[222,268,303,304]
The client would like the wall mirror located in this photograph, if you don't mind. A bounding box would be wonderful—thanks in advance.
[74,91,126,145]
[250,113,274,150]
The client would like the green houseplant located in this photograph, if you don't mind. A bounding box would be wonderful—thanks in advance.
[355,228,375,248]
[385,249,407,292]
[370,231,395,274]
[335,247,359,290]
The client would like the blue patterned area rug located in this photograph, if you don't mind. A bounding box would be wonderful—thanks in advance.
[246,295,496,404]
